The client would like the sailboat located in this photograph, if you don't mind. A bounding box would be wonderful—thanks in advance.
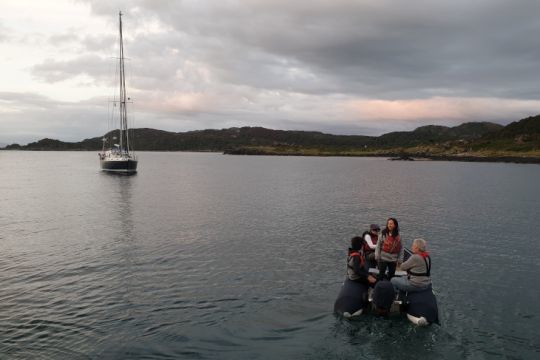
[99,11,138,173]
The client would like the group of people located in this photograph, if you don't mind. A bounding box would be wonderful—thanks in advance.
[346,217,432,294]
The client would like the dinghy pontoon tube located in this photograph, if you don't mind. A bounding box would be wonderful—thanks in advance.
[401,285,439,325]
[333,279,369,319]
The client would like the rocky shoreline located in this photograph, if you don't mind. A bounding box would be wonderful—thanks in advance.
[418,154,540,164]
[223,148,540,164]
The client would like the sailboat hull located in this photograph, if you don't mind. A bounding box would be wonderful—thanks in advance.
[100,159,138,173]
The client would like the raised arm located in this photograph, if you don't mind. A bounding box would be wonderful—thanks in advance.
[364,233,377,249]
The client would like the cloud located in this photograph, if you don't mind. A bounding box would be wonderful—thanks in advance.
[35,1,540,99]
[2,1,540,143]
[0,91,103,144]
[345,97,540,128]
[31,55,112,84]
[79,0,540,99]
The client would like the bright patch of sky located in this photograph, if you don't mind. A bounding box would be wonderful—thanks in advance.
[1,0,540,144]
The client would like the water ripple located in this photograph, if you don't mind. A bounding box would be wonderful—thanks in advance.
[1,152,539,359]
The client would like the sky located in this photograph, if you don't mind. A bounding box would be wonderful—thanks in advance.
[1,0,540,145]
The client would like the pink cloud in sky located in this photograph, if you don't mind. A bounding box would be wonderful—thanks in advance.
[139,92,215,114]
[345,97,540,123]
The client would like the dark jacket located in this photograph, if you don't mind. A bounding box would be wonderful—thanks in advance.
[346,248,369,283]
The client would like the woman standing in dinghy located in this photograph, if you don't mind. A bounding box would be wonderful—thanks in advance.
[375,218,404,280]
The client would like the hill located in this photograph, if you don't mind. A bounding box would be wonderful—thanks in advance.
[2,116,540,161]
[375,122,503,148]
[3,127,375,151]
[466,115,540,153]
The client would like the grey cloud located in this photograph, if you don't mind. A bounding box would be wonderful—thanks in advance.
[49,32,116,53]
[48,32,79,46]
[82,34,117,52]
[31,55,112,83]
[0,91,61,110]
[6,1,540,144]
[72,0,540,100]
[0,91,102,144]
[89,0,540,99]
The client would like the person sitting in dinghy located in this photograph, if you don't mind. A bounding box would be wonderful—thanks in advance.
[375,218,404,280]
[391,238,431,292]
[347,236,377,286]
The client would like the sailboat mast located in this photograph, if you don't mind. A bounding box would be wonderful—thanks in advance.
[99,11,138,173]
[118,11,130,153]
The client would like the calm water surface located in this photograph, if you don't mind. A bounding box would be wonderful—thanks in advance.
[1,151,539,359]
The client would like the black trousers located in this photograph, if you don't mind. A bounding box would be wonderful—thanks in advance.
[377,261,397,280]
[363,252,377,270]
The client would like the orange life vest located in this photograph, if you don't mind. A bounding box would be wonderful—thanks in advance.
[347,249,366,267]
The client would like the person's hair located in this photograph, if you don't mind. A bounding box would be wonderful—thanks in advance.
[350,236,363,250]
[382,217,399,237]
[413,238,427,252]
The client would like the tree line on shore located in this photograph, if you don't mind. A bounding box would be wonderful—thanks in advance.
[3,115,539,159]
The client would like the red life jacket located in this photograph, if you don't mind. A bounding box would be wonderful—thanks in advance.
[347,249,366,281]
[362,232,378,253]
[382,234,401,254]
[347,249,365,267]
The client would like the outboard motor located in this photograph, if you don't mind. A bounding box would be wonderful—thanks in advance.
[372,280,395,316]
[333,279,369,319]
[402,285,439,326]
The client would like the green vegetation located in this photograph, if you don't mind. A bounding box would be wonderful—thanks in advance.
[3,115,540,162]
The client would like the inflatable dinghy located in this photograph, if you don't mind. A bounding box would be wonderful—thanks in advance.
[334,248,439,325]
[333,278,369,319]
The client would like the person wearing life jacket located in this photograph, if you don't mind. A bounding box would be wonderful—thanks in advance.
[362,224,380,269]
[374,218,404,280]
[347,236,377,285]
[391,238,432,292]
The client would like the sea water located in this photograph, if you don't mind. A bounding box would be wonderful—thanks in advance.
[1,151,539,359]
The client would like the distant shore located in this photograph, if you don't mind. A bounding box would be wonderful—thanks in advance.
[2,147,539,164]
[223,147,540,164]
[2,115,539,164]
